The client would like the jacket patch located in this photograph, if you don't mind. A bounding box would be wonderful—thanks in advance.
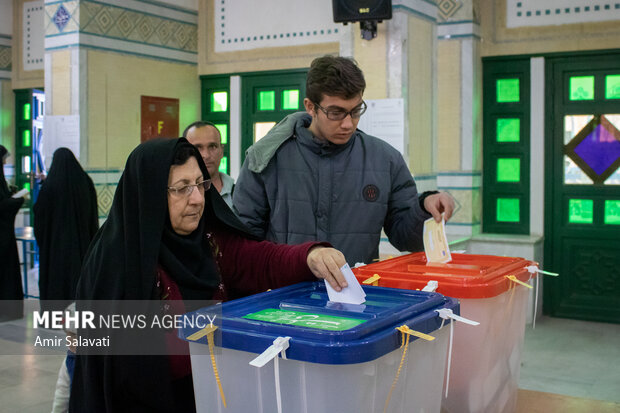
[362,184,380,202]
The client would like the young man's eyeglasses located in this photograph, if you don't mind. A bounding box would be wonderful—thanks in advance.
[167,179,211,198]
[313,101,367,121]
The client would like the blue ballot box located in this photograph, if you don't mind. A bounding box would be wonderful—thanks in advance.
[180,281,459,413]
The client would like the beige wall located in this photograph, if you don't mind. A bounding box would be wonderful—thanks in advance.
[87,50,200,169]
[437,40,461,171]
[480,0,620,57]
[11,0,43,90]
[408,16,434,176]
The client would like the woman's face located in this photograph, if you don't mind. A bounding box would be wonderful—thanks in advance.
[167,156,205,235]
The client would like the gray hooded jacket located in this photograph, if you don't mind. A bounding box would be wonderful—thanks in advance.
[233,112,430,265]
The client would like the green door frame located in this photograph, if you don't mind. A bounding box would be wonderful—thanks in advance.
[543,49,620,323]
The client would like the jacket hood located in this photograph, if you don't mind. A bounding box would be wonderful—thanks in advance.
[246,111,310,173]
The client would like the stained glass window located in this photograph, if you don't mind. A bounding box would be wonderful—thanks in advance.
[496,79,520,103]
[497,158,521,182]
[23,103,31,120]
[282,90,299,110]
[254,122,276,142]
[604,200,620,224]
[211,92,228,112]
[214,123,228,145]
[569,76,594,100]
[564,115,620,184]
[219,157,228,174]
[497,198,520,222]
[22,130,31,147]
[496,118,520,142]
[605,74,620,99]
[258,91,275,111]
[568,199,593,224]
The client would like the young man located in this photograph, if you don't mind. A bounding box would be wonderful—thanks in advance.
[183,121,235,209]
[234,55,454,265]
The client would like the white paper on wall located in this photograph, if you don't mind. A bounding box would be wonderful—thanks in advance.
[357,98,405,156]
[23,1,44,71]
[215,0,341,52]
[43,115,80,169]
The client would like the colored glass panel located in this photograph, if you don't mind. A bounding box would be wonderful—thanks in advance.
[254,122,276,142]
[214,123,228,145]
[572,117,620,176]
[497,198,520,222]
[569,76,594,100]
[497,158,521,182]
[564,156,593,184]
[568,199,593,224]
[258,91,275,111]
[22,156,31,173]
[23,103,31,120]
[219,156,228,174]
[23,182,30,191]
[243,309,366,331]
[211,92,228,112]
[496,118,520,142]
[605,74,620,99]
[604,200,620,224]
[496,79,520,103]
[564,115,593,144]
[282,89,299,110]
[22,130,31,147]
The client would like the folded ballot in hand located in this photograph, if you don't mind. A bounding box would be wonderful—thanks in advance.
[423,214,452,264]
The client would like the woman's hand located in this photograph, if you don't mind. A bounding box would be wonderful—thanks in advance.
[306,246,348,291]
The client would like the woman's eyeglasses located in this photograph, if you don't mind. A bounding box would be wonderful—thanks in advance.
[314,101,367,121]
[167,179,211,198]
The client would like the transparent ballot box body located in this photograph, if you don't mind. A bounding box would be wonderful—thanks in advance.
[180,281,459,413]
[353,252,536,413]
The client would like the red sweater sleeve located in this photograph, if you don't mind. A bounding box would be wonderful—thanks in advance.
[212,229,329,299]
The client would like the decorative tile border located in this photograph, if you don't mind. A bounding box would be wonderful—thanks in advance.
[437,20,480,39]
[0,45,11,71]
[24,2,45,70]
[507,0,620,28]
[393,0,438,22]
[44,0,197,64]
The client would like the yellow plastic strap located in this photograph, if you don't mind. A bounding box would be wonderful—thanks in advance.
[187,325,227,408]
[185,324,217,341]
[396,325,436,341]
[206,328,227,408]
[362,274,381,286]
[384,330,410,413]
[505,275,533,289]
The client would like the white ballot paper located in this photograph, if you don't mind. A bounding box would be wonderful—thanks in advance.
[423,215,452,264]
[325,263,366,305]
[12,188,29,199]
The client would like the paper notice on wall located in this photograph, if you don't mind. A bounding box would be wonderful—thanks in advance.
[356,98,405,155]
[423,215,452,264]
[42,115,80,169]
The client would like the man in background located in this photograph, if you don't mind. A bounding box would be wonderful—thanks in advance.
[183,121,235,209]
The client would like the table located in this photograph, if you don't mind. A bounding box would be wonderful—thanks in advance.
[14,226,39,299]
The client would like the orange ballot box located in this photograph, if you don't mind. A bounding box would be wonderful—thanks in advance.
[353,252,537,413]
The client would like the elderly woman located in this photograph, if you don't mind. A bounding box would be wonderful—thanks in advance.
[69,138,347,412]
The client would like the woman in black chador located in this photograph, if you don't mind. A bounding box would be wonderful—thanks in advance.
[0,145,25,321]
[69,138,347,412]
[34,148,98,312]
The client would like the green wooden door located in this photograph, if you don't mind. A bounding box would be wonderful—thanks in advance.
[241,70,307,163]
[544,51,620,323]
